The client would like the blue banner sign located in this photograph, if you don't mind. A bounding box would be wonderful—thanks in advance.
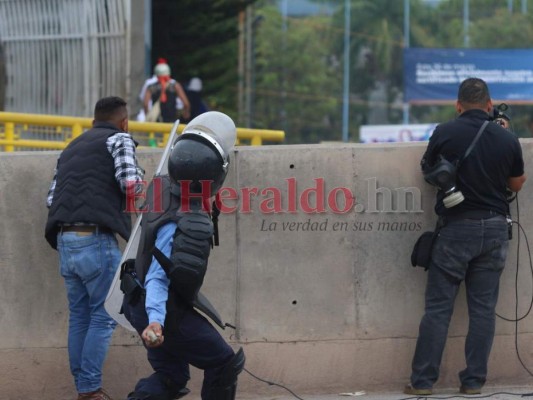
[404,48,533,103]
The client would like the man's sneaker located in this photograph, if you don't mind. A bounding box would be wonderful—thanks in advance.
[460,386,482,395]
[404,384,433,395]
[77,388,113,400]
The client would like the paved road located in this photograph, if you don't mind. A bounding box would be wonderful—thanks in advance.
[236,386,533,400]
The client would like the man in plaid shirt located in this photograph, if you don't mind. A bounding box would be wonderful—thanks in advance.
[45,96,144,400]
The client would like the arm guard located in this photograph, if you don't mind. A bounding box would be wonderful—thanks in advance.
[167,210,213,303]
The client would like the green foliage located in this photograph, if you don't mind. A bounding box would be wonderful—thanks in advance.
[151,0,257,121]
[152,0,533,142]
[252,2,342,143]
[470,10,533,48]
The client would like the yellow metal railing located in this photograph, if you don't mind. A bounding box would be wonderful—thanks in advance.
[0,112,285,151]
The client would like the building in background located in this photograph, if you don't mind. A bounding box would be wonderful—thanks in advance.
[0,0,145,117]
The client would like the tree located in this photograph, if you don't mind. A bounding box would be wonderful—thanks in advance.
[252,2,342,143]
[151,0,257,119]
[327,0,429,130]
[409,0,533,136]
[151,0,533,141]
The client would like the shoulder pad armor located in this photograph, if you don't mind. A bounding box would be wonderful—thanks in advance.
[176,211,213,240]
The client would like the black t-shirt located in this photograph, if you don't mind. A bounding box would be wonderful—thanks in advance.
[422,109,524,217]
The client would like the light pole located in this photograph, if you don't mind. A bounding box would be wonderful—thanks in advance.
[403,0,410,124]
[244,6,253,128]
[251,15,264,129]
[342,0,350,142]
[281,0,288,133]
[244,7,263,129]
[463,0,470,48]
[238,10,245,127]
[144,0,152,77]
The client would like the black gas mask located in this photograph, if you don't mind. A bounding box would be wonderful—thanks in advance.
[422,155,465,208]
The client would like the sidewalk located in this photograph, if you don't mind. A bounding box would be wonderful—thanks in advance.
[237,386,533,400]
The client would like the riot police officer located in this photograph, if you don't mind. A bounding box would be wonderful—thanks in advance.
[122,112,245,400]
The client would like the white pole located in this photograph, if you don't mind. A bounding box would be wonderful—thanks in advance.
[463,0,470,48]
[245,6,252,128]
[281,0,288,133]
[403,0,410,124]
[125,0,131,102]
[237,10,245,126]
[144,0,152,77]
[341,0,350,142]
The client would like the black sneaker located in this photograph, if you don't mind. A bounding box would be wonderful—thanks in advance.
[404,384,433,395]
[460,386,482,395]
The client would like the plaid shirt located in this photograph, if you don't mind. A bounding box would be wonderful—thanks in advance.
[46,132,144,207]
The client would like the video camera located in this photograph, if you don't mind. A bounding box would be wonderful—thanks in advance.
[489,103,511,126]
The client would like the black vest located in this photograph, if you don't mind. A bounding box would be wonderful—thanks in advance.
[135,175,181,283]
[45,122,132,249]
[135,175,211,332]
[149,80,178,122]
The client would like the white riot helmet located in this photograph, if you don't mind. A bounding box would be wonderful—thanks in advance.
[154,62,171,77]
[168,111,237,195]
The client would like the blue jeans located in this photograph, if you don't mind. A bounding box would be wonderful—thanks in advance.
[410,216,509,390]
[57,231,121,393]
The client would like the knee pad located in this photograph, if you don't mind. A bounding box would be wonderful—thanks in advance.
[206,347,246,400]
[218,347,246,387]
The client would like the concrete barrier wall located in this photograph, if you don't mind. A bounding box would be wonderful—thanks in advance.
[2,141,533,399]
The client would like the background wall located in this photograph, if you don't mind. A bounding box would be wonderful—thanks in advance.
[1,141,533,399]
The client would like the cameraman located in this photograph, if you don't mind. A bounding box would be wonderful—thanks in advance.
[405,78,526,395]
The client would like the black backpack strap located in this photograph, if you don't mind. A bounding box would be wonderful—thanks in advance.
[458,120,489,167]
[151,246,173,277]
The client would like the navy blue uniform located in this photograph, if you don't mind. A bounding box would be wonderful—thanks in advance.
[122,222,235,399]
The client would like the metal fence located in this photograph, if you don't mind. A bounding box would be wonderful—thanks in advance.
[0,0,130,117]
[0,111,285,151]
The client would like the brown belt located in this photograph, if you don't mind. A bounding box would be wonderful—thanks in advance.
[60,225,112,234]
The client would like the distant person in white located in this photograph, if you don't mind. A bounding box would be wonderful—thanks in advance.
[136,58,184,122]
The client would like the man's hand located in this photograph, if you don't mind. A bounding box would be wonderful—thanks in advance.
[142,322,164,348]
[507,174,526,193]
